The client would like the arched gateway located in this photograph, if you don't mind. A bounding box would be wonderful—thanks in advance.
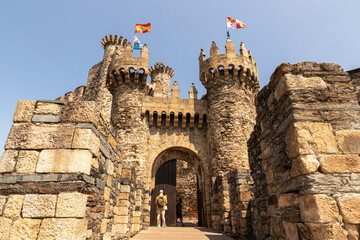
[149,147,210,227]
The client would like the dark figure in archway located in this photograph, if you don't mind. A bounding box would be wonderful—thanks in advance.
[176,198,184,226]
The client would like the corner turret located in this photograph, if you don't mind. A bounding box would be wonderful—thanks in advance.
[149,62,174,98]
[104,35,149,92]
[199,39,259,93]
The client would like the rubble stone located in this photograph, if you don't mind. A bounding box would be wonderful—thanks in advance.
[337,194,360,224]
[299,194,339,223]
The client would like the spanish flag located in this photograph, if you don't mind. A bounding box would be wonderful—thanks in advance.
[135,23,151,34]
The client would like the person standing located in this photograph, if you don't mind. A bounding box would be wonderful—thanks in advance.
[176,198,184,226]
[155,189,167,227]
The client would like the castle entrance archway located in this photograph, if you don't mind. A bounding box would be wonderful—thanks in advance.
[149,147,209,227]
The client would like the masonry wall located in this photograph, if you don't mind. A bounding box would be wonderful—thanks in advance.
[0,99,145,240]
[176,160,197,216]
[249,62,360,239]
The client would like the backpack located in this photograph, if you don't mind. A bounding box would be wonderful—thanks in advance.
[157,196,165,208]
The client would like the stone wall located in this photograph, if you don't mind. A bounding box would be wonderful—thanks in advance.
[176,160,197,215]
[249,62,360,239]
[0,99,145,240]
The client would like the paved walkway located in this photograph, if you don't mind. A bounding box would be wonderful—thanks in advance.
[130,226,234,240]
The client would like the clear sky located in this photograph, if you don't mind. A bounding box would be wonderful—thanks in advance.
[0,0,359,154]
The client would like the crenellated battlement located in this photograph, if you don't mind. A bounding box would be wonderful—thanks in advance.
[101,34,129,49]
[106,42,149,91]
[149,62,174,78]
[149,62,174,98]
[199,39,260,93]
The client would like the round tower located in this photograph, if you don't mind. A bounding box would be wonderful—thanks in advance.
[149,62,174,98]
[104,36,150,189]
[199,39,259,235]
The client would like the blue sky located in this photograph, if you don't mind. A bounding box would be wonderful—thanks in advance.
[0,0,359,153]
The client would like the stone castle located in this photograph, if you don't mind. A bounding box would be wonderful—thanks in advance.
[0,34,359,240]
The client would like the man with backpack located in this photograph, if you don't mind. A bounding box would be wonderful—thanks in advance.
[155,189,167,227]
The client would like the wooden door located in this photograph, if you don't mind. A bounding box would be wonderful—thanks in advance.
[150,160,177,226]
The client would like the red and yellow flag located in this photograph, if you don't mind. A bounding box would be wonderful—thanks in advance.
[226,17,246,29]
[135,23,151,34]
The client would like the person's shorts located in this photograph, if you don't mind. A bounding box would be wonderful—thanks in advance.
[157,208,165,214]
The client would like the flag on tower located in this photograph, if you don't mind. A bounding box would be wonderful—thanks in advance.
[133,35,143,50]
[135,23,151,34]
[226,17,246,29]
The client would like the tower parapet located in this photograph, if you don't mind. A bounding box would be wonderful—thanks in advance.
[105,35,149,92]
[199,39,260,93]
[149,62,174,98]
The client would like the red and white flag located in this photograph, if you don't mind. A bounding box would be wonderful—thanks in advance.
[226,17,246,29]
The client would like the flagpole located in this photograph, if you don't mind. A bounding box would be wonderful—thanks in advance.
[225,17,228,39]
[225,17,230,39]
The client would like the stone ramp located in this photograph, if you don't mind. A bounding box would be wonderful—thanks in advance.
[130,226,234,240]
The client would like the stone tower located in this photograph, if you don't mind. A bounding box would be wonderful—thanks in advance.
[199,39,260,235]
[149,62,174,97]
[104,35,150,175]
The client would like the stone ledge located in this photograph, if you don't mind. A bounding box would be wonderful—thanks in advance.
[0,173,95,185]
[37,100,65,105]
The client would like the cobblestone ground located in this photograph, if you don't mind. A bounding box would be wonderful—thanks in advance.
[130,227,234,240]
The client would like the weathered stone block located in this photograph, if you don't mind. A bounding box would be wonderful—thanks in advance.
[106,159,115,175]
[32,115,59,123]
[0,150,18,173]
[274,74,327,100]
[114,215,129,224]
[36,149,92,174]
[290,155,320,177]
[282,221,299,240]
[122,169,132,179]
[0,217,12,240]
[305,223,347,240]
[13,100,36,122]
[0,196,6,215]
[336,130,360,153]
[15,150,39,173]
[35,102,62,115]
[104,187,111,201]
[285,122,338,158]
[56,192,88,218]
[9,218,41,240]
[299,194,339,223]
[72,128,100,156]
[114,206,128,215]
[38,218,87,239]
[60,101,98,125]
[278,193,299,208]
[344,224,359,240]
[108,134,117,150]
[112,224,127,235]
[319,154,360,173]
[5,123,75,149]
[22,194,57,218]
[3,195,24,219]
[100,219,108,234]
[337,194,360,224]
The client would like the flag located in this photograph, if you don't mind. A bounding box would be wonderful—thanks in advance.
[226,17,246,29]
[135,23,151,34]
[133,35,143,50]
